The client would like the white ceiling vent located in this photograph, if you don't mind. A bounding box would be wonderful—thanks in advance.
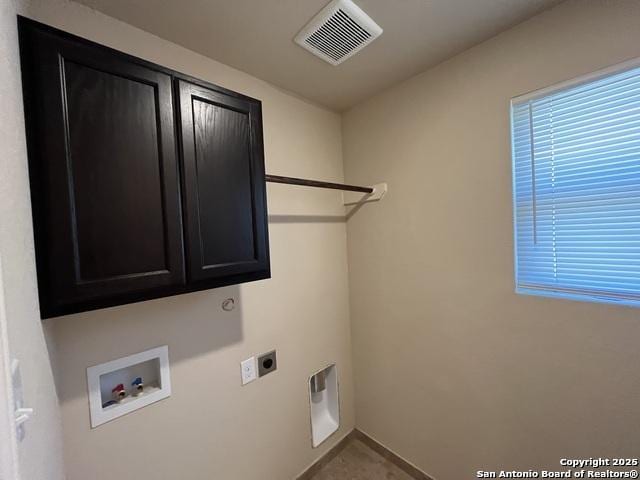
[294,0,382,66]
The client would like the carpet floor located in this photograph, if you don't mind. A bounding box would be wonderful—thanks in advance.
[308,437,414,480]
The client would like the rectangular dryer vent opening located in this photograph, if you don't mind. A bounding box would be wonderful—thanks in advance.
[294,0,383,66]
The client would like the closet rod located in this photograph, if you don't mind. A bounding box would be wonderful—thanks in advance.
[265,174,374,194]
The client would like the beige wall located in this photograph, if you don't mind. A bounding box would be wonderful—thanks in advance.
[10,0,640,479]
[0,0,65,479]
[343,1,640,479]
[20,1,354,479]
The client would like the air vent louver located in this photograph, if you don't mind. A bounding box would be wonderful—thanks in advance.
[295,0,382,66]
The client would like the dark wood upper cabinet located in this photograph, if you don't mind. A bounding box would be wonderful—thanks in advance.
[18,18,270,318]
[178,80,269,282]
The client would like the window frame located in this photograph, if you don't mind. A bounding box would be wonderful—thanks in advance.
[510,56,640,307]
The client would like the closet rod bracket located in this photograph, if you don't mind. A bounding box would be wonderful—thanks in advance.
[343,182,387,206]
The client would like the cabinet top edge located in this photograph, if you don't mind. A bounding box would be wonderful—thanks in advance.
[16,15,263,108]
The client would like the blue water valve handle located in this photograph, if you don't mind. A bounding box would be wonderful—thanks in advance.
[131,377,144,396]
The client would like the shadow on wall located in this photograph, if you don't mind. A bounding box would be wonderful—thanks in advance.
[268,202,367,224]
[269,215,346,223]
[43,285,244,405]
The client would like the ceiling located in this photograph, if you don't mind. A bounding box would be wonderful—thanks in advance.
[73,0,564,111]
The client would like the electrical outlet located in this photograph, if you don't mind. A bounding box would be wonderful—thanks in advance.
[257,350,277,378]
[240,357,257,385]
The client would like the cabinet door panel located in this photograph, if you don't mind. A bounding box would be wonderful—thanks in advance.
[19,20,185,317]
[65,61,169,281]
[178,80,269,282]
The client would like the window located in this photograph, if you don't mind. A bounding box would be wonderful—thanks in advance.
[511,62,640,306]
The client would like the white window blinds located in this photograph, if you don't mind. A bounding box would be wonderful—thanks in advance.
[512,63,640,306]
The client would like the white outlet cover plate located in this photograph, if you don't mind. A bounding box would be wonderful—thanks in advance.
[240,357,257,385]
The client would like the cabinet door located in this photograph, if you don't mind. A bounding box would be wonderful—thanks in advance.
[177,80,270,283]
[19,19,185,317]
